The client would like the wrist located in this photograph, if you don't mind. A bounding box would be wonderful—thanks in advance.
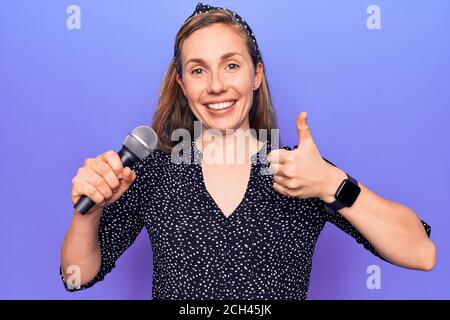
[320,166,347,204]
[72,208,102,229]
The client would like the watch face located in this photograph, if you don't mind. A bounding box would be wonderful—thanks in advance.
[336,179,361,207]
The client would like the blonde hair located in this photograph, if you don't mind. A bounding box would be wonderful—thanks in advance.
[152,9,278,154]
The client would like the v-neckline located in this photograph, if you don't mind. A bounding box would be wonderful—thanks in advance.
[192,140,267,221]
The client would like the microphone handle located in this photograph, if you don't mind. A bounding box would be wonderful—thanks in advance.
[73,146,140,215]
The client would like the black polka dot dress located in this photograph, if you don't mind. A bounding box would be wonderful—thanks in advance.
[61,140,431,299]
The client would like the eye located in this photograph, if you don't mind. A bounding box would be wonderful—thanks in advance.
[191,68,205,75]
[227,63,240,70]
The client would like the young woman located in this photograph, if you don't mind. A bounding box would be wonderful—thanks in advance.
[61,3,435,299]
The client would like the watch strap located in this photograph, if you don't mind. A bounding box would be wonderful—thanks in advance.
[324,173,358,212]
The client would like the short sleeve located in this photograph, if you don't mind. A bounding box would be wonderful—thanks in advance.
[321,200,386,261]
[319,156,432,262]
[60,160,145,292]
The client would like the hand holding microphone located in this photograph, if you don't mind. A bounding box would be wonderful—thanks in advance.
[71,126,158,215]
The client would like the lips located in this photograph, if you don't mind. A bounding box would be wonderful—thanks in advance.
[203,100,237,115]
[204,100,236,110]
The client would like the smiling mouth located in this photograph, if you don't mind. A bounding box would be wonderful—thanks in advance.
[204,100,236,110]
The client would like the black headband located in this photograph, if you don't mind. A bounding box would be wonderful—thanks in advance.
[174,2,261,62]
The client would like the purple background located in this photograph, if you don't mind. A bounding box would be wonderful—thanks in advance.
[1,0,449,299]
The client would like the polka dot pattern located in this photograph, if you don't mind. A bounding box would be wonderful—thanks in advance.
[61,141,431,299]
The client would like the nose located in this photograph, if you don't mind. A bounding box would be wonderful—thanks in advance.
[206,70,227,94]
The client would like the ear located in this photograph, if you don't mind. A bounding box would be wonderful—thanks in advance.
[253,62,263,91]
[176,73,187,97]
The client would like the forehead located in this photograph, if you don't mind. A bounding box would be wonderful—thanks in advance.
[181,23,248,62]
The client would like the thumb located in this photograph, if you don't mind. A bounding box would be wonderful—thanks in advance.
[122,167,136,183]
[118,167,136,190]
[296,111,312,145]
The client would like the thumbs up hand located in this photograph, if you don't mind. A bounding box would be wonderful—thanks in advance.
[267,112,347,202]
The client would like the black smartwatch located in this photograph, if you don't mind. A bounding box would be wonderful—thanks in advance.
[324,173,361,213]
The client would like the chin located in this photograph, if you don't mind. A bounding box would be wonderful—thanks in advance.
[208,115,248,129]
[204,123,238,133]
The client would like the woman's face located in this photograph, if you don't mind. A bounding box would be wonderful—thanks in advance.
[176,23,263,133]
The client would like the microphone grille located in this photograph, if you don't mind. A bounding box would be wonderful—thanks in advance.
[123,126,158,160]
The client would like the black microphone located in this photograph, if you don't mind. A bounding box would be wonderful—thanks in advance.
[74,126,158,215]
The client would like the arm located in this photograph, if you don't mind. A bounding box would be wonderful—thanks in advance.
[268,112,436,271]
[60,189,145,292]
[60,152,145,291]
[321,166,436,271]
[60,209,102,287]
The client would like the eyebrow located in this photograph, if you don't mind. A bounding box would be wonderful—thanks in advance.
[185,52,244,67]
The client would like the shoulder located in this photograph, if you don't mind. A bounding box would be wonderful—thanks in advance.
[132,147,170,178]
[132,145,192,180]
[280,144,298,151]
[267,144,299,155]
[276,143,337,167]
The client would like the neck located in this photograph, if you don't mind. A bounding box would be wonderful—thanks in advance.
[195,123,262,165]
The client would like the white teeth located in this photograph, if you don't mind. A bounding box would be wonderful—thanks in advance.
[206,100,236,110]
